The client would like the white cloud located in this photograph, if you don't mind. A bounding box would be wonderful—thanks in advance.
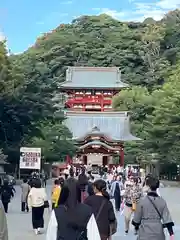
[93,0,180,22]
[61,1,72,4]
[134,0,180,21]
[156,0,180,10]
[99,8,126,19]
[133,2,167,21]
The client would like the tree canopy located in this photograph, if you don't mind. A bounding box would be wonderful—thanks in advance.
[0,41,76,167]
[2,9,180,166]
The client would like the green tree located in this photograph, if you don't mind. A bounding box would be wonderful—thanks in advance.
[113,87,155,162]
[146,63,180,163]
[0,42,74,167]
[29,123,76,162]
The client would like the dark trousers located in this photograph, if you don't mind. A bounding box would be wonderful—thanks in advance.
[2,201,9,213]
[21,201,29,212]
[114,195,121,211]
[32,206,44,229]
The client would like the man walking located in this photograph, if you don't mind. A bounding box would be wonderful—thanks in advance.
[0,200,8,240]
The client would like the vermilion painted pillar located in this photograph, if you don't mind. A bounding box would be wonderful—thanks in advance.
[101,93,104,112]
[83,104,85,111]
[120,146,124,167]
[66,155,72,164]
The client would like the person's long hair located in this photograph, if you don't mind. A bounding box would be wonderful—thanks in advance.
[93,179,110,200]
[57,185,89,232]
[3,180,9,187]
[58,185,70,206]
[32,178,42,188]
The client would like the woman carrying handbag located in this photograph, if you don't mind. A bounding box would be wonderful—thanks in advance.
[28,178,48,235]
[84,179,117,240]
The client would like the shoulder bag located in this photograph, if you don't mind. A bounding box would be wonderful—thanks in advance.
[147,196,162,220]
[76,200,106,240]
[96,199,106,221]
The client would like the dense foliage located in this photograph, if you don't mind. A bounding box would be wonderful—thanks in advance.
[2,9,180,167]
[0,41,76,168]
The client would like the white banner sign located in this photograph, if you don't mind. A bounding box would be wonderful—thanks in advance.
[20,147,41,170]
[87,154,102,165]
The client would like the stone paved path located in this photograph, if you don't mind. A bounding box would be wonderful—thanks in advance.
[7,184,180,240]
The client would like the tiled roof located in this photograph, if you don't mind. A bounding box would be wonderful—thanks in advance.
[64,111,141,141]
[59,67,128,89]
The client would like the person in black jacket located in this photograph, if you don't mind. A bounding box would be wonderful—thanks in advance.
[65,168,80,209]
[46,185,95,240]
[0,180,14,213]
[78,167,88,203]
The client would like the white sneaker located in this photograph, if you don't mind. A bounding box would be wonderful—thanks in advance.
[34,229,38,235]
[37,228,41,234]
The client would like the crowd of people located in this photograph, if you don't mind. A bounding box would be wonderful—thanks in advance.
[0,164,175,240]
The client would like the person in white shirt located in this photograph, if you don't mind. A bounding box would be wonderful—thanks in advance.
[28,178,48,235]
[64,168,69,179]
[46,185,101,240]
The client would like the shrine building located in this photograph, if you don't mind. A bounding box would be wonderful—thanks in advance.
[59,67,140,167]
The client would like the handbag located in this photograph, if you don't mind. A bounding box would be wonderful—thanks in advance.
[44,200,49,208]
[132,202,137,212]
[109,219,117,235]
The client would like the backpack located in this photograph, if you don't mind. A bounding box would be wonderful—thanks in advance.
[52,186,61,207]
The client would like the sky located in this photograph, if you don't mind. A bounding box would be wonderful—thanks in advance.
[0,0,180,53]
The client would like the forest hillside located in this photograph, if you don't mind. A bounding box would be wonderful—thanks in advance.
[2,9,180,167]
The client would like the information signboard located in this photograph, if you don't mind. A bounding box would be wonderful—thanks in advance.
[20,147,41,170]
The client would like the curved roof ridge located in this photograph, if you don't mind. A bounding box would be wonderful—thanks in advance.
[77,125,112,141]
[79,140,119,150]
